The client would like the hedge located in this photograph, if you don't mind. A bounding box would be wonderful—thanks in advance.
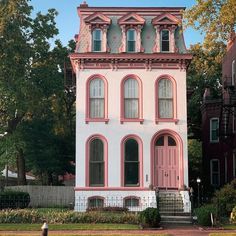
[0,208,139,224]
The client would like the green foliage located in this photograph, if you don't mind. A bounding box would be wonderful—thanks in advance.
[184,0,236,47]
[188,139,202,183]
[0,208,139,224]
[194,204,216,226]
[139,207,161,228]
[187,43,225,138]
[230,206,236,223]
[212,179,236,217]
[0,191,30,209]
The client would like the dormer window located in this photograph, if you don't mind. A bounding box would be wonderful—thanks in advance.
[161,30,170,52]
[127,29,136,52]
[92,29,102,52]
[84,12,111,52]
[118,13,145,53]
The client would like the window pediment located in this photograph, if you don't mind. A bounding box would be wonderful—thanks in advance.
[84,12,111,25]
[118,13,145,25]
[152,13,180,26]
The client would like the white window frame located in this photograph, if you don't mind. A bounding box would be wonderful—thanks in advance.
[126,29,136,53]
[210,118,219,143]
[210,159,220,186]
[92,29,102,52]
[232,60,235,86]
[161,29,170,52]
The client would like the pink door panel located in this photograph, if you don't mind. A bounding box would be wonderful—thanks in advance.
[154,136,179,188]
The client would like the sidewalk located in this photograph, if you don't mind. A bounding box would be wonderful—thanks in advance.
[1,226,236,236]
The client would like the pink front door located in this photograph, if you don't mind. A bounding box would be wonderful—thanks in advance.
[154,135,179,188]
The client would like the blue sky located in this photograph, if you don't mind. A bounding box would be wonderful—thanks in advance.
[30,0,203,48]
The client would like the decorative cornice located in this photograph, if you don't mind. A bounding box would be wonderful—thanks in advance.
[118,12,145,25]
[84,12,111,25]
[152,13,180,26]
[69,53,192,72]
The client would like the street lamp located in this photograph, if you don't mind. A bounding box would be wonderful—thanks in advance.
[197,177,201,208]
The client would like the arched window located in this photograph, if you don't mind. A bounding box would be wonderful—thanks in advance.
[89,138,104,186]
[158,78,173,118]
[161,29,170,52]
[89,78,104,118]
[92,29,102,52]
[124,196,140,207]
[124,78,138,118]
[86,75,108,123]
[88,196,104,208]
[124,139,139,186]
[121,75,143,123]
[127,29,136,52]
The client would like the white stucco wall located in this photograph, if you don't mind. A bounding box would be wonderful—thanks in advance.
[75,68,188,189]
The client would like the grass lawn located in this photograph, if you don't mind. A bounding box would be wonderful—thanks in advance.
[209,234,236,236]
[0,223,140,231]
[223,224,236,230]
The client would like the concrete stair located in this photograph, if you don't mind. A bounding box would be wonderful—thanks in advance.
[158,191,192,225]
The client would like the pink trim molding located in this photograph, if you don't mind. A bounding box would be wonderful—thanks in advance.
[155,74,177,123]
[86,74,109,123]
[75,187,149,191]
[120,134,143,187]
[85,134,108,187]
[120,74,143,123]
[150,129,184,189]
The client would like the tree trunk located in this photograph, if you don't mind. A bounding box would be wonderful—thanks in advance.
[17,148,27,185]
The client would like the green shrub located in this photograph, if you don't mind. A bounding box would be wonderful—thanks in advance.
[194,204,216,226]
[139,207,161,228]
[230,206,236,223]
[212,179,236,217]
[0,191,30,209]
[0,208,139,224]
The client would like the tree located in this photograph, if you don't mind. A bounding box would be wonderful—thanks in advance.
[0,0,75,185]
[184,0,236,47]
[187,43,225,138]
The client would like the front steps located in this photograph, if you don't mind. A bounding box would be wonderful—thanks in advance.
[158,191,192,225]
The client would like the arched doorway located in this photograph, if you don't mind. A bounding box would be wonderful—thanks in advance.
[152,132,182,189]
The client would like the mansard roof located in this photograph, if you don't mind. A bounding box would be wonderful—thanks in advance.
[152,13,180,25]
[84,12,111,25]
[118,13,145,25]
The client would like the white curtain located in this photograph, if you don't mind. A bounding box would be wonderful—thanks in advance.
[158,79,173,118]
[124,79,139,118]
[90,79,104,118]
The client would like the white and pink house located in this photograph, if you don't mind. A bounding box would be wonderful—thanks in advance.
[70,2,192,212]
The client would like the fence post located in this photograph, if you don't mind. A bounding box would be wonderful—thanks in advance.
[155,187,159,212]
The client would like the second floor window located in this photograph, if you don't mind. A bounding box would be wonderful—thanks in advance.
[161,30,170,52]
[92,29,102,52]
[127,29,136,52]
[232,60,235,86]
[90,78,104,118]
[124,78,139,118]
[158,78,173,118]
[210,118,219,142]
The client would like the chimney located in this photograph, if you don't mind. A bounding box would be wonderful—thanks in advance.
[80,1,88,8]
[227,30,236,51]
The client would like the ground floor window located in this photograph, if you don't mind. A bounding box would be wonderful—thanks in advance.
[88,197,104,208]
[210,159,220,186]
[124,196,140,207]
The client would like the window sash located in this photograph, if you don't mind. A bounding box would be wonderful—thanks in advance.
[89,162,104,186]
[124,99,139,118]
[90,98,104,118]
[161,30,170,52]
[211,160,220,186]
[158,99,173,118]
[92,29,102,52]
[210,119,219,142]
[127,29,136,52]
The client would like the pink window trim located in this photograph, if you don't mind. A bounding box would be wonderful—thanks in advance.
[85,134,108,187]
[123,196,141,207]
[120,74,143,124]
[86,74,108,123]
[155,74,177,123]
[150,129,184,189]
[120,134,143,187]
